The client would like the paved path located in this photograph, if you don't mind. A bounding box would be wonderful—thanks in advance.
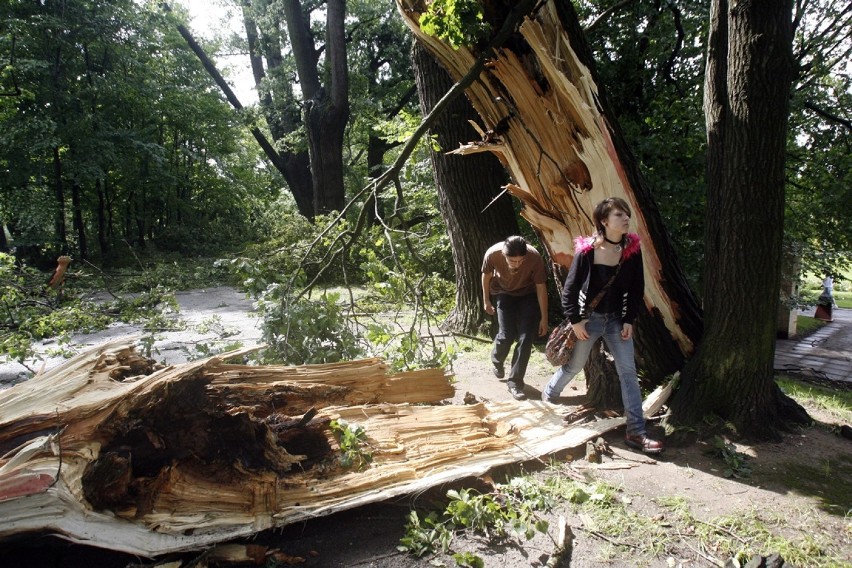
[775,307,852,384]
[0,287,262,386]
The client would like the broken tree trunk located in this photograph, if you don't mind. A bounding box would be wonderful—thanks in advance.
[395,0,703,383]
[0,338,670,556]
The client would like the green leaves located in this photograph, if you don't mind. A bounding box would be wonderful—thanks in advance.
[420,0,491,49]
[0,0,270,258]
[398,510,452,557]
[255,287,365,365]
[329,419,373,470]
[706,436,753,478]
[398,476,554,564]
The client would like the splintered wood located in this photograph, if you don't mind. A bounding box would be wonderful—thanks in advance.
[0,338,670,556]
[395,0,697,357]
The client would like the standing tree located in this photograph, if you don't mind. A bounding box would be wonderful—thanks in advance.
[0,0,269,261]
[280,0,349,215]
[412,42,520,334]
[396,0,703,389]
[395,0,812,434]
[667,0,810,437]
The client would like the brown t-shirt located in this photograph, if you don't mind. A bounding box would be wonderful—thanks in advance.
[482,243,546,296]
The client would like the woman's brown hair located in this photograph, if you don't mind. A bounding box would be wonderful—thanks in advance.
[592,197,632,245]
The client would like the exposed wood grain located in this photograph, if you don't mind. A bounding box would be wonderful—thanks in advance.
[0,339,670,556]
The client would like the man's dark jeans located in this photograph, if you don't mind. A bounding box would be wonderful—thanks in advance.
[491,292,539,390]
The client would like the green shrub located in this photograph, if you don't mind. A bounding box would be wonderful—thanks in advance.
[0,254,111,365]
[254,285,365,365]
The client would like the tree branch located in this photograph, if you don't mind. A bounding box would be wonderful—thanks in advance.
[584,0,638,35]
[804,101,852,132]
[662,1,686,98]
[288,0,545,297]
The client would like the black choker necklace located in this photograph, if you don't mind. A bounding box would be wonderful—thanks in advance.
[604,236,623,245]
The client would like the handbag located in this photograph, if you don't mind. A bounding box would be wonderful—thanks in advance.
[545,261,622,367]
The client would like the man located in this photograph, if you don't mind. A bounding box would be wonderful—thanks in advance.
[481,236,548,400]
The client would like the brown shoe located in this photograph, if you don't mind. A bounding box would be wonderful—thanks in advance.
[625,433,665,454]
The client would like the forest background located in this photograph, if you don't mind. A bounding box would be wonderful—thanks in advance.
[2,0,849,369]
[0,0,850,412]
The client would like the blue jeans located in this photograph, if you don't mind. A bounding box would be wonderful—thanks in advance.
[542,312,645,435]
[491,292,540,390]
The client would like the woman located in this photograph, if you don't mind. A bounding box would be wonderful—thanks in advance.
[541,197,663,454]
[815,272,835,322]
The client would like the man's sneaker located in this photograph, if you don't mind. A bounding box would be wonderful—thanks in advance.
[541,391,559,404]
[492,364,505,379]
[508,385,527,401]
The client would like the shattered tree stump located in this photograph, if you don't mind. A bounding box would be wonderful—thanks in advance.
[0,338,670,556]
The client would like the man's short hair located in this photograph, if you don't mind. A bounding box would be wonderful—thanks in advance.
[502,236,528,257]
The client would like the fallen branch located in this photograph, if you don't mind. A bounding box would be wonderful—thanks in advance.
[545,515,574,567]
[575,524,640,549]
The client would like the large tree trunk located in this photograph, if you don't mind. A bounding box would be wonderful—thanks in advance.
[396,1,703,386]
[282,0,349,215]
[668,0,809,438]
[412,42,520,335]
[0,339,672,555]
[241,3,316,219]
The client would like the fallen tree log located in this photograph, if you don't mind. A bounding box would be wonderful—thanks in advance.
[0,338,671,557]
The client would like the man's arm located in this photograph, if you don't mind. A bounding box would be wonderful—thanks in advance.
[536,282,548,336]
[482,272,495,315]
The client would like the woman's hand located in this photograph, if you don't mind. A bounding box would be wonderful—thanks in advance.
[573,320,589,341]
[621,323,633,340]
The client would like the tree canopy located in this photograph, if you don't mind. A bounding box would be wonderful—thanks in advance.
[0,0,276,262]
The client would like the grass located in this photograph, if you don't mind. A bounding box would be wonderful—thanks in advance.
[552,474,850,568]
[696,509,844,568]
[796,315,828,337]
[777,376,852,424]
[835,291,852,308]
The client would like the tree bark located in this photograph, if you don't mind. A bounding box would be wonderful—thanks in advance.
[412,42,519,334]
[71,182,87,260]
[584,339,626,411]
[669,0,809,438]
[96,179,109,257]
[396,0,703,384]
[52,146,67,253]
[282,0,349,216]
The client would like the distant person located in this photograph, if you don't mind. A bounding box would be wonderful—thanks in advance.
[815,272,836,322]
[481,236,548,401]
[541,197,663,454]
